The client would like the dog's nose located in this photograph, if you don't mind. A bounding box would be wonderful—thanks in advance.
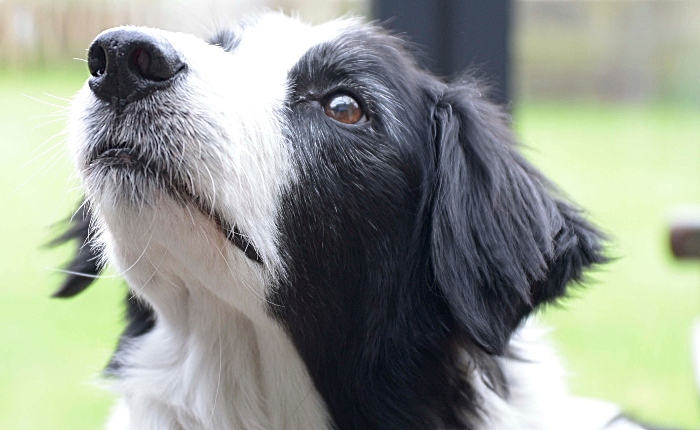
[87,28,185,104]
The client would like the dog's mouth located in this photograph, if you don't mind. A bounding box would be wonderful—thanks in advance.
[96,147,140,166]
[90,145,263,264]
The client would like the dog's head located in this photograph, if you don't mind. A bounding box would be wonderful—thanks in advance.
[58,13,604,428]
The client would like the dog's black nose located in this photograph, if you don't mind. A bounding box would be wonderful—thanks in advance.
[87,28,185,104]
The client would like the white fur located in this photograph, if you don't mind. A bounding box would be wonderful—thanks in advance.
[97,200,328,429]
[67,13,635,430]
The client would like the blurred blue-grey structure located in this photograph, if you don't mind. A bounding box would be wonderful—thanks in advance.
[373,0,511,104]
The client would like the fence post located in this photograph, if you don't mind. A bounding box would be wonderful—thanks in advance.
[371,0,512,105]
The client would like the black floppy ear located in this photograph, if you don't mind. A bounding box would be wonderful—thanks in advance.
[430,83,605,355]
[51,201,102,298]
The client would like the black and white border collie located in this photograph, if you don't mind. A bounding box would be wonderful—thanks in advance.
[56,13,657,430]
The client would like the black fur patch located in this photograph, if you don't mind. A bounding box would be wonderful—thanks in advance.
[269,28,604,429]
[106,294,156,375]
[51,204,100,298]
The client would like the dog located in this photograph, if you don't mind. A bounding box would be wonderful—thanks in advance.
[55,12,662,430]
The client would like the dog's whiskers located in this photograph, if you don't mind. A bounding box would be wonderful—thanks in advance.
[42,92,73,103]
[21,93,70,109]
[9,139,68,197]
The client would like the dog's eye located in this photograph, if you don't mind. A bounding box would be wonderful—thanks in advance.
[323,93,366,125]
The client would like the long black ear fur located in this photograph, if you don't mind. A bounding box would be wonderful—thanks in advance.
[431,83,606,355]
[51,202,101,298]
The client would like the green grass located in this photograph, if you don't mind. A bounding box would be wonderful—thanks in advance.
[0,65,124,429]
[1,67,699,429]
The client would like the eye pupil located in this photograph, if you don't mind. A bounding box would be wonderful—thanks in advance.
[323,94,365,124]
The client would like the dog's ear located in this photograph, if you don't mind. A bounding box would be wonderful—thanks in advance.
[51,201,102,298]
[430,83,605,355]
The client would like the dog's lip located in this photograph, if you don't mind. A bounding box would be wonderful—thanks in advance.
[88,146,264,264]
[99,147,135,159]
[94,147,140,165]
[89,144,142,167]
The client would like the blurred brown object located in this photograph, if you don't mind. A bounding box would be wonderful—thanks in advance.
[670,207,700,259]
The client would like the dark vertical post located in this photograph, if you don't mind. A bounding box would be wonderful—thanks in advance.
[371,0,512,104]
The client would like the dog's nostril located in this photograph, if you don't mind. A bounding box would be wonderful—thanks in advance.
[131,48,151,78]
[129,47,174,82]
[87,45,107,78]
[87,28,185,104]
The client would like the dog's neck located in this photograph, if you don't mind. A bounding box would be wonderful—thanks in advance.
[100,206,329,430]
[112,275,329,430]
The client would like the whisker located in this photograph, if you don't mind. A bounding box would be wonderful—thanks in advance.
[213,240,281,307]
[45,268,102,279]
[42,92,73,102]
[39,148,70,179]
[115,227,156,277]
[21,93,69,109]
[44,267,122,280]
[129,251,168,299]
[8,141,67,197]
[19,135,66,170]
[28,112,66,121]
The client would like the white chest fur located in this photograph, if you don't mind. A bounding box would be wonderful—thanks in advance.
[106,283,329,430]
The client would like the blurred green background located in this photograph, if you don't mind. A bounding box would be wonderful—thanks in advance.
[1,0,699,429]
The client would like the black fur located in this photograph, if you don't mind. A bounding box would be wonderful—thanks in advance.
[268,29,604,429]
[106,294,156,374]
[431,85,606,354]
[51,203,101,298]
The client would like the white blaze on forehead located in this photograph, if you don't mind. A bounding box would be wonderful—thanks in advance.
[234,13,356,88]
[172,13,355,271]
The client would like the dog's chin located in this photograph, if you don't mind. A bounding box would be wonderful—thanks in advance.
[89,146,190,203]
[87,147,264,264]
[87,145,215,224]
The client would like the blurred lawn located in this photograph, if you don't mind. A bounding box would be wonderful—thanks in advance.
[517,102,700,428]
[0,66,125,430]
[1,65,699,429]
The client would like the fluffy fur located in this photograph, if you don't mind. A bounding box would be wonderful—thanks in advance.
[56,13,659,430]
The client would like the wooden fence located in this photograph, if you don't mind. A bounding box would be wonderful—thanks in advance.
[515,0,700,103]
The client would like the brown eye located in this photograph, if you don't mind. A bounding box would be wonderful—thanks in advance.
[323,93,366,124]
